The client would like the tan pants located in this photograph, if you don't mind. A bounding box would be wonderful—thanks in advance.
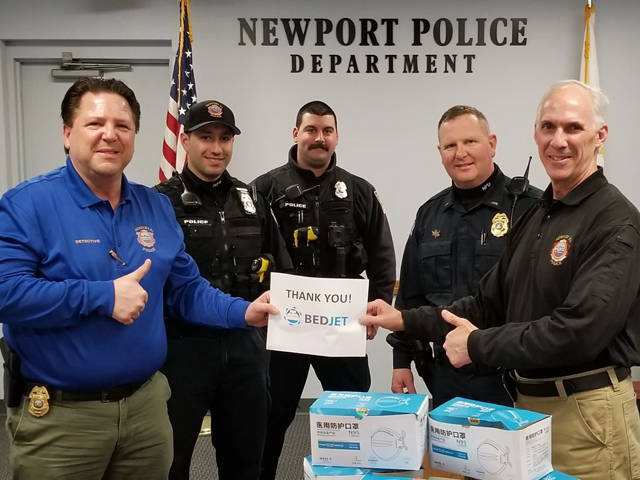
[6,371,173,480]
[517,373,640,480]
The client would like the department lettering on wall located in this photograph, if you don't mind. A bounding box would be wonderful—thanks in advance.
[238,17,528,74]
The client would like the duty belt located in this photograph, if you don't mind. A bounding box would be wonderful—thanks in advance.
[515,366,630,397]
[23,378,148,402]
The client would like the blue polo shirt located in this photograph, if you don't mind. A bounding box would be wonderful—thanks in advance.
[0,157,249,391]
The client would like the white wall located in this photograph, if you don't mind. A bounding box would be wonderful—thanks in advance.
[1,0,639,399]
[0,41,7,195]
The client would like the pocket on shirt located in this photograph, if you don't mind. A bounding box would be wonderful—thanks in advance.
[418,240,452,294]
[473,241,503,284]
[182,222,213,239]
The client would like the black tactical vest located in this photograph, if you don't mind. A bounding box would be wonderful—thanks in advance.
[269,166,367,278]
[156,176,264,301]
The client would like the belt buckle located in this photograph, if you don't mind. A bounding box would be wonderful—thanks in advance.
[101,390,114,402]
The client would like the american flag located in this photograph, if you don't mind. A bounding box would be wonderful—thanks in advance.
[159,0,198,181]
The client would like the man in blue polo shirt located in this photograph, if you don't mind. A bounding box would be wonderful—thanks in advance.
[0,77,277,480]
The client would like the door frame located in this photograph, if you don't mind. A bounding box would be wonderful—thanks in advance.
[0,39,172,192]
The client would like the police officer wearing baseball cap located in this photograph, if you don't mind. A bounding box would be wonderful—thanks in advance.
[156,100,292,480]
[183,100,241,135]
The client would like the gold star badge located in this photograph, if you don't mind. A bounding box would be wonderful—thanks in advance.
[432,229,441,238]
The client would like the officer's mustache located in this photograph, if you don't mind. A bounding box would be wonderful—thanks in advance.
[310,143,328,151]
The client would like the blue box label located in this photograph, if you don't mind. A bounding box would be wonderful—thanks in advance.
[318,441,361,451]
[431,445,469,460]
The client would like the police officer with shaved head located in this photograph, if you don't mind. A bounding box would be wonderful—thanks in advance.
[387,105,540,408]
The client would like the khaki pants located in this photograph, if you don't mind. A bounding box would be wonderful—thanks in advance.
[517,373,640,480]
[6,371,173,480]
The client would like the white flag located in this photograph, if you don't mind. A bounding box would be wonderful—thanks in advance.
[580,1,604,166]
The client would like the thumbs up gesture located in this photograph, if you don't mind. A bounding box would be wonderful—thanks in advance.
[442,309,477,368]
[112,259,151,325]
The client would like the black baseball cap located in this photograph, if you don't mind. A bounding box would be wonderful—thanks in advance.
[184,100,241,135]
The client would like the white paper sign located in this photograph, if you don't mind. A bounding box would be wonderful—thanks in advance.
[267,272,369,357]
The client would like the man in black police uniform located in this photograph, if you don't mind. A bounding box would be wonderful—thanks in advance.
[156,100,291,480]
[387,105,540,408]
[362,81,640,479]
[253,100,396,480]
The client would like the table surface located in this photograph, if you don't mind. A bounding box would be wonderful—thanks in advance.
[422,454,463,479]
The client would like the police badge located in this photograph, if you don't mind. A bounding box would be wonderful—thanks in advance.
[490,213,509,237]
[27,385,50,417]
[236,187,256,215]
[334,181,347,199]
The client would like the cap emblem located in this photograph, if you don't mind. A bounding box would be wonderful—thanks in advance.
[207,102,223,118]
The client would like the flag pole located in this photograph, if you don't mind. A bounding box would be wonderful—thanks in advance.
[160,0,198,181]
[580,0,604,167]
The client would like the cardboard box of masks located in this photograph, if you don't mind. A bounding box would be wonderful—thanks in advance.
[309,391,429,470]
[303,456,423,479]
[428,397,552,480]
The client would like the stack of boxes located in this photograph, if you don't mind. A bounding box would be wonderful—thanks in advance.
[306,391,429,480]
[305,392,577,480]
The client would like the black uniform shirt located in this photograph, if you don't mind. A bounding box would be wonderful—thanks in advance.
[162,167,291,276]
[389,165,541,369]
[253,146,396,302]
[403,168,640,378]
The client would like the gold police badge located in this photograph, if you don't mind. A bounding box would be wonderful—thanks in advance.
[490,212,509,237]
[27,385,50,417]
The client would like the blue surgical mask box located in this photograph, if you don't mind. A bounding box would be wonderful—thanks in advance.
[538,471,578,480]
[309,391,429,470]
[428,397,552,480]
[304,456,371,480]
[303,456,423,479]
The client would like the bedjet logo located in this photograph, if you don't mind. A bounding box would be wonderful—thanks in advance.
[285,307,302,326]
[284,305,349,327]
